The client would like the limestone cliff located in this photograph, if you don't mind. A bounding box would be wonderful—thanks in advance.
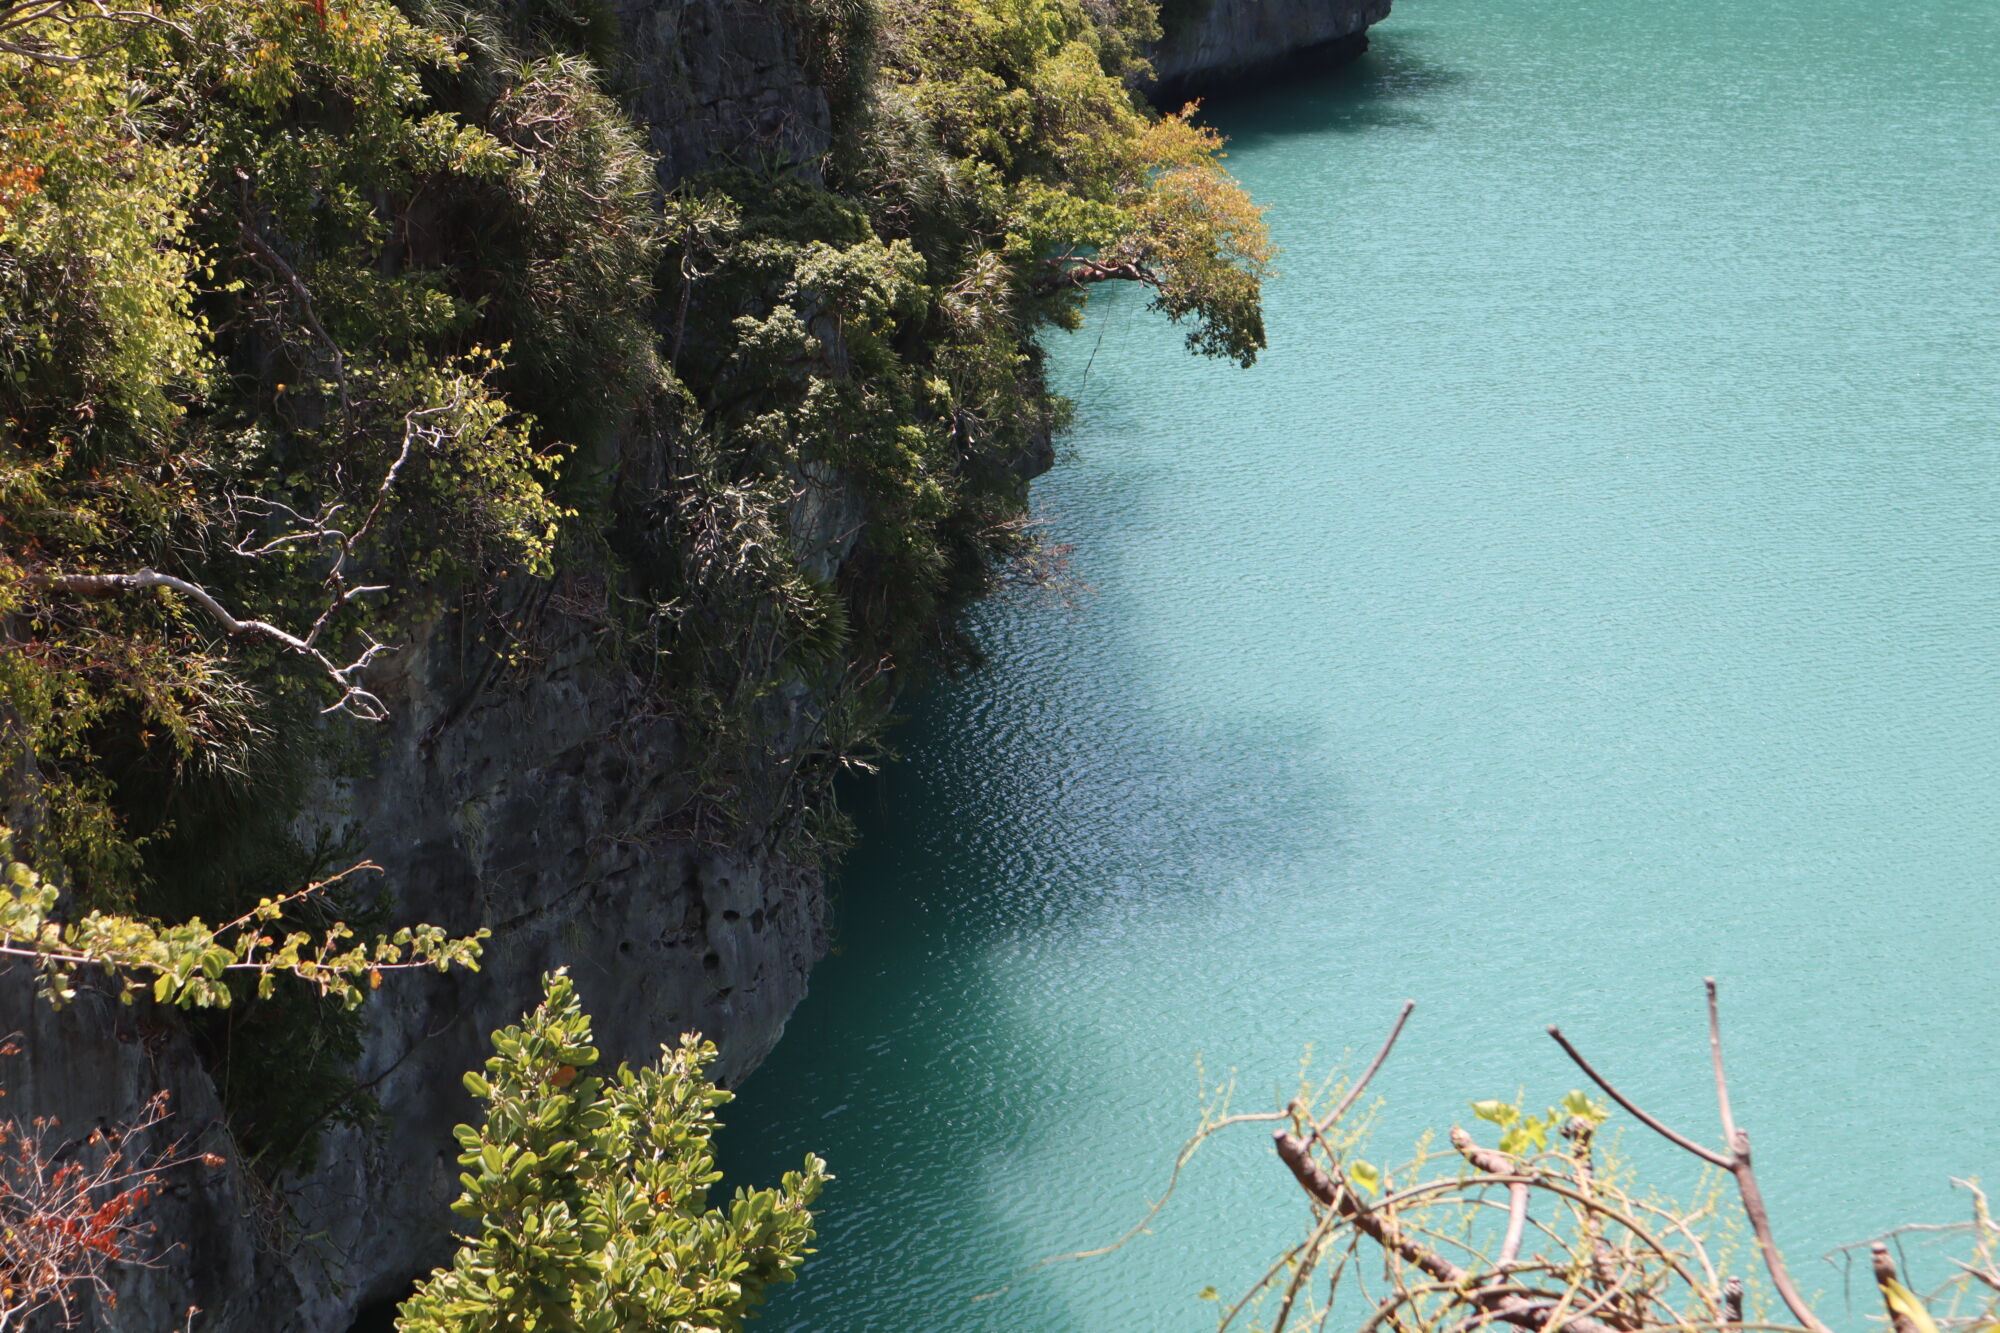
[0,0,1314,1323]
[1151,0,1390,97]
[4,2,857,1327]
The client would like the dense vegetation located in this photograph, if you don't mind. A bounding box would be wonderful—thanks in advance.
[0,0,1268,1319]
[0,0,1269,913]
[0,0,1265,1155]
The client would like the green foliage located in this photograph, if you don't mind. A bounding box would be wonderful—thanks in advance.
[1468,1089,1608,1157]
[396,971,828,1333]
[0,826,487,1009]
[624,0,1270,763]
[0,0,656,903]
[1,0,1273,878]
[863,0,1269,362]
[0,0,1273,1183]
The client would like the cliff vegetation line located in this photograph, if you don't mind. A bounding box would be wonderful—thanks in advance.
[0,0,1269,1319]
[0,0,1269,900]
[0,0,1270,917]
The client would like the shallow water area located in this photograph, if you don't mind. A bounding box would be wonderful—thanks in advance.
[725,2,2000,1327]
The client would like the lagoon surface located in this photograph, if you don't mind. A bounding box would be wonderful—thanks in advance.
[726,0,2000,1326]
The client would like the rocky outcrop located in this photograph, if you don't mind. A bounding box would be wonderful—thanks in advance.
[0,970,310,1330]
[1150,0,1390,98]
[4,2,852,1328]
[2,0,1338,1322]
[5,560,841,1333]
[4,584,835,1331]
[610,0,831,183]
[284,591,834,1328]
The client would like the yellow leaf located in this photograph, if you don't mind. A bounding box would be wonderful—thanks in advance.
[1880,1278,1943,1333]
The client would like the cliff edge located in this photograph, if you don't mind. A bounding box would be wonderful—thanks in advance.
[1151,0,1391,98]
[0,0,1310,1323]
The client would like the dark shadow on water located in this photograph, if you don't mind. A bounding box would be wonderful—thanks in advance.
[1197,27,1471,150]
[714,702,1353,1329]
[705,26,1436,1321]
[713,522,1362,1325]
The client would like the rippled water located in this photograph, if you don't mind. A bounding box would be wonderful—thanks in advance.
[724,1,2000,1327]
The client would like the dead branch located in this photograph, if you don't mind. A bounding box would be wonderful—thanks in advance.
[234,177,351,420]
[19,381,466,723]
[27,569,388,720]
[1453,1128,1532,1271]
[1547,982,1831,1333]
[0,1090,221,1332]
[1871,1245,1931,1333]
[1273,1130,1622,1333]
[1543,1026,1728,1170]
[1317,998,1416,1135]
[1084,985,1981,1333]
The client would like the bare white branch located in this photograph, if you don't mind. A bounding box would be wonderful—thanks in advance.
[31,568,391,720]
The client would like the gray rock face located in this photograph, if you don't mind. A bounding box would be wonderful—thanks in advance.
[0,969,311,1330]
[281,591,834,1328]
[6,579,834,1331]
[610,0,831,183]
[4,3,847,1328]
[2,0,1352,1322]
[1150,0,1390,95]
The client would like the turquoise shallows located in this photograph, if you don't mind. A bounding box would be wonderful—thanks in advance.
[726,0,2000,1326]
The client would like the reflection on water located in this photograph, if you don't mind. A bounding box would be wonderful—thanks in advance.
[724,0,2000,1328]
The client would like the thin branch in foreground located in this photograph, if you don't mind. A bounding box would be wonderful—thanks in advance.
[1706,977,1739,1145]
[1543,1025,1729,1170]
[1548,986,1832,1333]
[0,1089,221,1331]
[1452,1127,1531,1271]
[1272,1131,1621,1333]
[0,850,488,1009]
[1317,998,1416,1135]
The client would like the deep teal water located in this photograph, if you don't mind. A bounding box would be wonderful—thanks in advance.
[725,1,2000,1327]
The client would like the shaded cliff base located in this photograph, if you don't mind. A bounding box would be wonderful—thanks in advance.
[1151,27,1371,105]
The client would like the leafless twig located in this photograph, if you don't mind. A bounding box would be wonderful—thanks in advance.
[0,1090,222,1332]
[1547,981,1830,1333]
[1317,998,1415,1136]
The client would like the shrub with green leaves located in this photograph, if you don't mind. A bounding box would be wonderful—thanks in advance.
[0,0,663,899]
[0,0,1275,1183]
[396,971,828,1333]
[0,825,485,1011]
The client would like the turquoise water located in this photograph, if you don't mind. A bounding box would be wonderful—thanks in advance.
[726,1,2000,1327]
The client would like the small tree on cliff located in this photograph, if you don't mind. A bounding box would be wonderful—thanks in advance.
[395,971,828,1333]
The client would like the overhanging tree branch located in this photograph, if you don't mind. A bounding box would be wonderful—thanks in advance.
[0,0,189,65]
[21,387,465,721]
[1031,254,1164,293]
[28,568,390,720]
